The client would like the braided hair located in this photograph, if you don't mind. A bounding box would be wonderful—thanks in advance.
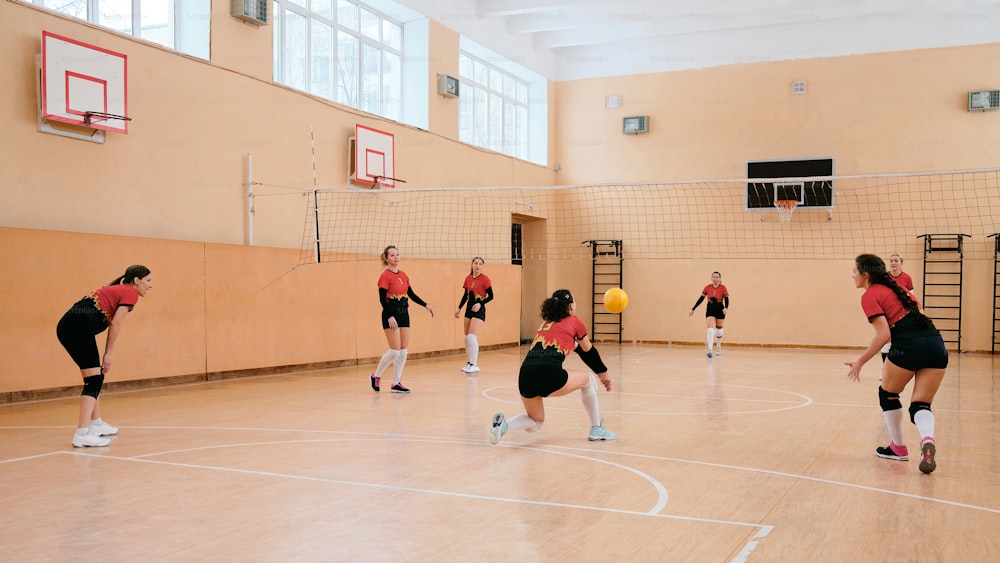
[855,254,931,328]
[540,289,573,322]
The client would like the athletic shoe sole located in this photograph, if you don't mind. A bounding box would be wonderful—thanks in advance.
[919,442,937,474]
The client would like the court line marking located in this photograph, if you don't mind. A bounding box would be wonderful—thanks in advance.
[482,383,814,415]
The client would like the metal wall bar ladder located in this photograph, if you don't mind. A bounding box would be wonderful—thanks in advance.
[917,234,970,352]
[991,233,1000,354]
[585,240,623,343]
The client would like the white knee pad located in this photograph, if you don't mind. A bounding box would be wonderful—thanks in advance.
[715,328,723,339]
[525,420,543,433]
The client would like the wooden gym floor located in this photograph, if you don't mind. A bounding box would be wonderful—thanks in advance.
[0,344,998,561]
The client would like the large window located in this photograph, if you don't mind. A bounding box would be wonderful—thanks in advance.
[458,51,529,161]
[21,0,210,60]
[273,0,401,121]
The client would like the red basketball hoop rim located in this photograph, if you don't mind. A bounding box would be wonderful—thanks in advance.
[774,199,798,210]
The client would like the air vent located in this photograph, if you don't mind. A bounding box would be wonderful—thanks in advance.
[623,115,648,134]
[232,0,269,25]
[968,90,999,111]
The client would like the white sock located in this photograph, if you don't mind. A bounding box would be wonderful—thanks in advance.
[506,414,540,432]
[914,409,935,442]
[706,327,716,350]
[374,349,399,377]
[393,349,408,385]
[714,328,724,348]
[466,334,479,365]
[91,417,104,426]
[75,428,89,436]
[580,373,602,426]
[883,408,905,446]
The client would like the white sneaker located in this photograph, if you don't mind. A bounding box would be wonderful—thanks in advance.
[464,364,480,374]
[489,413,507,444]
[90,421,119,436]
[714,346,722,357]
[72,432,111,448]
[461,362,473,372]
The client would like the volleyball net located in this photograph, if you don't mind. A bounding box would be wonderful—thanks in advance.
[298,167,1000,265]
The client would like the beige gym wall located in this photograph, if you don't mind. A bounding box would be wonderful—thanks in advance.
[2,3,997,398]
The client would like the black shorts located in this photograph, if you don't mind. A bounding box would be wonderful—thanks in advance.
[887,333,949,372]
[56,298,108,370]
[381,306,410,329]
[706,301,726,319]
[464,304,486,321]
[518,358,569,398]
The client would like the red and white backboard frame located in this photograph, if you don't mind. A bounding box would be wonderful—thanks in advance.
[41,31,128,134]
[354,124,395,188]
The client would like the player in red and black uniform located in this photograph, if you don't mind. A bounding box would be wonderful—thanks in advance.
[56,265,152,448]
[881,253,916,361]
[454,257,494,374]
[846,254,947,474]
[370,245,434,394]
[489,289,615,443]
[689,271,729,357]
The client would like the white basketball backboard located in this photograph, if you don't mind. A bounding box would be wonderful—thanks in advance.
[41,31,128,134]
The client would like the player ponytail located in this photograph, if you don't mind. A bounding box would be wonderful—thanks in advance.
[856,254,931,328]
[541,289,573,322]
[109,264,150,287]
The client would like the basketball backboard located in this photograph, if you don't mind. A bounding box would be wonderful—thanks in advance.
[746,157,834,210]
[351,124,395,188]
[41,31,129,134]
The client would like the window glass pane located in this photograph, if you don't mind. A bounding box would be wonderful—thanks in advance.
[473,60,487,84]
[516,105,528,159]
[503,100,514,154]
[140,0,174,49]
[99,0,132,33]
[503,74,515,97]
[382,50,401,121]
[286,0,306,9]
[488,92,502,151]
[337,0,357,30]
[312,0,333,19]
[473,86,488,147]
[516,82,527,104]
[382,20,400,50]
[40,0,87,19]
[488,68,503,92]
[361,42,380,113]
[337,30,358,107]
[311,20,333,99]
[284,9,308,91]
[359,7,379,40]
[459,92,473,144]
[459,53,473,79]
[273,1,281,81]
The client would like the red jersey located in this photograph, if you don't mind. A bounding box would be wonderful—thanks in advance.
[861,283,911,326]
[889,271,914,292]
[702,283,729,303]
[525,315,588,360]
[378,269,410,302]
[463,274,492,302]
[89,284,139,324]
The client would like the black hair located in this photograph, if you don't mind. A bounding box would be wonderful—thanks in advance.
[109,265,150,287]
[540,289,573,322]
[855,254,930,328]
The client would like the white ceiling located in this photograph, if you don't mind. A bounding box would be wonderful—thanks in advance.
[392,0,1000,81]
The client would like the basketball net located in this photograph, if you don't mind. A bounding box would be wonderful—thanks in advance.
[775,200,797,223]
